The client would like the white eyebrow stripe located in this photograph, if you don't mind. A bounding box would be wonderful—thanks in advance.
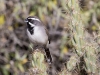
[29,22,35,27]
[28,18,40,21]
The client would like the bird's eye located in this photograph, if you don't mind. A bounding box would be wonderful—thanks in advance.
[28,19,32,22]
[28,19,34,23]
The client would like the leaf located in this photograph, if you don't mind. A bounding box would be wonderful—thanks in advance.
[91,25,97,31]
[53,0,57,5]
[0,15,5,26]
[17,64,24,72]
[62,46,68,54]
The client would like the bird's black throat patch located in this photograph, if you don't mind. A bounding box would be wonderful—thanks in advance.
[27,23,34,35]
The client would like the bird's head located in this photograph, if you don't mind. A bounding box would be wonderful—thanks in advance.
[24,16,41,27]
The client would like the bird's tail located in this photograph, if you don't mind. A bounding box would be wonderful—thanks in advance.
[45,48,52,64]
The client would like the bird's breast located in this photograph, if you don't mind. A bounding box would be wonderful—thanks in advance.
[27,26,48,45]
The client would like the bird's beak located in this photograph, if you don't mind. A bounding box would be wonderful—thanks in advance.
[24,18,28,22]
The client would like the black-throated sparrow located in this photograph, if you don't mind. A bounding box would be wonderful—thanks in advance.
[24,16,52,64]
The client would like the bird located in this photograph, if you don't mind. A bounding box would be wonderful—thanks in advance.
[24,16,52,64]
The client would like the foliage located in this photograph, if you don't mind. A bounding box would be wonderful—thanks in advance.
[0,0,100,75]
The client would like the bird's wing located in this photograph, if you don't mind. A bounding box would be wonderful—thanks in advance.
[45,28,50,44]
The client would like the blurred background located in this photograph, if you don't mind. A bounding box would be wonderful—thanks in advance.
[0,0,100,75]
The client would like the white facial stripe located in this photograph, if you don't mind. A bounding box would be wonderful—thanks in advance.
[28,18,40,21]
[29,22,35,27]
